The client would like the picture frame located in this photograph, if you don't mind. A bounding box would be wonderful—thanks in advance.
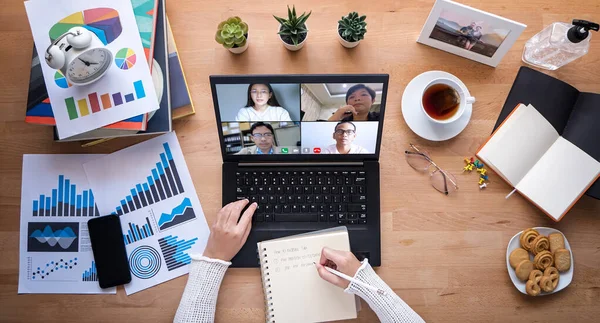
[417,0,526,67]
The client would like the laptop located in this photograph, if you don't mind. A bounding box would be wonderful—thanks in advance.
[210,74,389,267]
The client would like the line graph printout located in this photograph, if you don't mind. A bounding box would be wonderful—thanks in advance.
[83,132,209,295]
[19,154,115,294]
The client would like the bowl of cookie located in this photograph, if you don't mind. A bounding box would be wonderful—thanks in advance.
[506,227,573,296]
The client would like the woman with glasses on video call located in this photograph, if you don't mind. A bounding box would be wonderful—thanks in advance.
[235,84,292,122]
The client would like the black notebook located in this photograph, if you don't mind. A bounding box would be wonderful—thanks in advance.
[494,66,600,200]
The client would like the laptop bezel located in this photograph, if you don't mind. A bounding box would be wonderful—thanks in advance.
[210,74,389,162]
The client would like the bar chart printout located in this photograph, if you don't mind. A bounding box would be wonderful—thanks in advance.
[123,217,155,245]
[64,80,146,120]
[82,262,98,282]
[113,142,185,215]
[32,175,100,217]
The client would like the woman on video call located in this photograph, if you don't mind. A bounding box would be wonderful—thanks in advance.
[235,84,293,122]
[328,84,380,122]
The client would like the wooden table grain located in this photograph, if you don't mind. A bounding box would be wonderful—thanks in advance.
[1,0,599,322]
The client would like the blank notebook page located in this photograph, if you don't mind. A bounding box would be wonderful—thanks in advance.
[259,229,357,323]
[478,104,559,186]
[517,137,600,220]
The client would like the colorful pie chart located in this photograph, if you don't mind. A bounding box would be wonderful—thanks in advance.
[115,48,136,70]
[54,71,70,88]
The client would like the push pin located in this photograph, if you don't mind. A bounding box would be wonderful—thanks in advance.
[479,183,487,189]
[464,157,471,164]
[478,177,485,185]
[480,175,489,180]
[470,157,475,163]
[463,164,474,172]
[477,163,484,169]
[477,168,487,175]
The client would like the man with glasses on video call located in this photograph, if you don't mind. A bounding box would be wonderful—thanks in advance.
[324,121,369,154]
[236,122,277,155]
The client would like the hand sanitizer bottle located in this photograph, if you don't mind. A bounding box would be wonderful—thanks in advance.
[522,19,599,70]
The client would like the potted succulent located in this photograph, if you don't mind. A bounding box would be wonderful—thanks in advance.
[215,16,249,54]
[338,12,367,48]
[273,5,311,51]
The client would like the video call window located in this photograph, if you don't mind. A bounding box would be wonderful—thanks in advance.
[301,121,378,154]
[216,84,301,122]
[215,82,384,156]
[222,121,301,155]
[301,83,383,122]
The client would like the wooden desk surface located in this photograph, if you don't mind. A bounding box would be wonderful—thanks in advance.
[1,0,599,321]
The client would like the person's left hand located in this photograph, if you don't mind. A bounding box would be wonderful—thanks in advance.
[202,199,257,261]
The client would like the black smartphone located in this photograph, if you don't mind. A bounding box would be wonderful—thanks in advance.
[87,215,131,288]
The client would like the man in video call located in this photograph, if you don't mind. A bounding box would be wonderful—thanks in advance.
[325,121,369,154]
[328,84,379,121]
[236,122,277,155]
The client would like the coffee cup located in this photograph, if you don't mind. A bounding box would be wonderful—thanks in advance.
[421,78,475,124]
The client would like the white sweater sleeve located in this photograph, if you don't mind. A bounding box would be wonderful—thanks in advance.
[173,255,231,323]
[345,259,425,323]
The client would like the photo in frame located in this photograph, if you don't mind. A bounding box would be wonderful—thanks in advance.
[417,0,526,67]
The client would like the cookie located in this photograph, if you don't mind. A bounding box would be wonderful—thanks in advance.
[554,248,571,272]
[509,248,530,269]
[515,260,534,281]
[526,279,541,296]
[529,269,543,284]
[539,275,558,293]
[531,235,550,255]
[520,228,539,251]
[549,232,565,253]
[533,250,553,270]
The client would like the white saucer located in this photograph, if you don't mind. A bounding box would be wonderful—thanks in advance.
[401,71,472,141]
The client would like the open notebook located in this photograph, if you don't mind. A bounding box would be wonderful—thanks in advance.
[257,227,358,323]
[477,104,600,221]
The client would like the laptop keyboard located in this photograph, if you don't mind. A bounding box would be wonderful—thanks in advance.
[235,170,367,225]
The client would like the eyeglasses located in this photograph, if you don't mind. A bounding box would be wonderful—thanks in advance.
[405,143,458,195]
[250,90,270,96]
[334,129,356,135]
[251,133,273,139]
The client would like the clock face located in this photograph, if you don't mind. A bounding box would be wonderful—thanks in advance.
[67,48,112,84]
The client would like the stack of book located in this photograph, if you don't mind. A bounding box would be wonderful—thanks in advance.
[25,0,194,146]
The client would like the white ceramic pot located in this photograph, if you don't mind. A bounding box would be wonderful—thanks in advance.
[228,33,249,54]
[279,24,308,51]
[337,25,360,48]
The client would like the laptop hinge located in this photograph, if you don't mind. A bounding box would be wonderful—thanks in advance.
[238,162,364,167]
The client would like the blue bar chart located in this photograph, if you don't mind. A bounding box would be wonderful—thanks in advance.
[158,235,198,271]
[82,262,98,282]
[113,143,185,215]
[33,175,100,217]
[123,217,155,245]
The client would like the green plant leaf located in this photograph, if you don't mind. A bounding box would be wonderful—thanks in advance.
[292,5,296,18]
[278,30,292,36]
[287,6,293,21]
[215,30,225,44]
[238,38,246,47]
[226,17,238,24]
[273,15,286,25]
[217,21,226,30]
[240,22,249,34]
[360,15,366,21]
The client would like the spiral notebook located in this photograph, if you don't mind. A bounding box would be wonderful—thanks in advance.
[257,227,358,323]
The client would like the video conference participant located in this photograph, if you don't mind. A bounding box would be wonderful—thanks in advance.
[328,84,380,121]
[324,121,369,154]
[235,84,292,122]
[235,122,277,155]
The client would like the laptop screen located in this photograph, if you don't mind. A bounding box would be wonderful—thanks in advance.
[210,75,388,161]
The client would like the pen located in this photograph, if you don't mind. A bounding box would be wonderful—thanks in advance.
[314,262,387,295]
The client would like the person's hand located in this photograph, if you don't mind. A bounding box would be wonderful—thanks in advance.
[328,105,357,121]
[202,199,257,261]
[315,247,362,288]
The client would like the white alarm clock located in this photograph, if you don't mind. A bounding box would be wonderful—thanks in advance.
[45,26,113,86]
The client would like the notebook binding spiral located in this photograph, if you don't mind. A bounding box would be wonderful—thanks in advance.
[259,246,275,323]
